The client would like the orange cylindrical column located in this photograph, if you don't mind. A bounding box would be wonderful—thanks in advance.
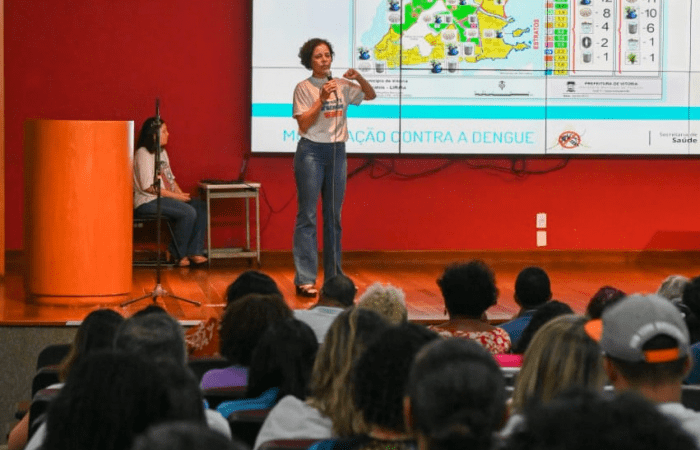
[24,119,133,304]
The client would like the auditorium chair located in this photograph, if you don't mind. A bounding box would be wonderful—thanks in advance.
[31,367,60,398]
[187,356,230,382]
[682,385,700,411]
[227,407,272,447]
[202,385,248,410]
[133,214,179,267]
[258,439,323,450]
[28,386,61,440]
[35,343,71,370]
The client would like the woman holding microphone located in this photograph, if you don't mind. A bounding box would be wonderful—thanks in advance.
[292,38,376,297]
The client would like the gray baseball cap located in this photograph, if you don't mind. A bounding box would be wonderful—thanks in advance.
[585,294,689,363]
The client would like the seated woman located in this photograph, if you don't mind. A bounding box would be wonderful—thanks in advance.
[429,260,511,354]
[503,314,607,437]
[15,309,125,450]
[201,293,292,389]
[216,318,318,418]
[42,352,190,450]
[405,338,508,450]
[254,307,389,448]
[133,117,207,267]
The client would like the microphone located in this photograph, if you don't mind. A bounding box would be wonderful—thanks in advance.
[326,71,337,98]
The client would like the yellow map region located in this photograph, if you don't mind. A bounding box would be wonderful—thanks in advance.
[476,0,507,18]
[373,2,529,66]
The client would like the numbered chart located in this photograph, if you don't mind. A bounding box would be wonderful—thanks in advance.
[251,0,697,154]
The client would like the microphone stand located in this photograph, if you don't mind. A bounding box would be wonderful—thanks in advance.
[122,99,201,308]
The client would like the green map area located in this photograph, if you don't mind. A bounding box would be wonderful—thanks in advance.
[375,0,530,68]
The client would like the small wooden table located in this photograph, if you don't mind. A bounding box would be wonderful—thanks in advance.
[198,182,261,266]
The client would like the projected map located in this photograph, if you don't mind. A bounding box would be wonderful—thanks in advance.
[363,0,534,71]
[250,0,699,155]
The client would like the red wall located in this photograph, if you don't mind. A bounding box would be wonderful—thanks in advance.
[5,1,700,251]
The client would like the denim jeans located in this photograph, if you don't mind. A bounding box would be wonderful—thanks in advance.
[293,138,346,286]
[135,197,207,260]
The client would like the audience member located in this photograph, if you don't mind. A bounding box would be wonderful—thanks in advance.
[10,309,125,450]
[585,285,626,319]
[658,275,690,304]
[132,422,245,450]
[202,293,292,389]
[683,276,700,344]
[114,311,231,438]
[226,270,282,305]
[131,304,169,318]
[429,260,511,354]
[217,318,318,418]
[511,300,574,354]
[187,270,282,356]
[357,282,408,324]
[506,314,606,435]
[41,352,174,450]
[342,323,439,450]
[586,293,700,446]
[405,338,507,450]
[295,274,357,343]
[505,388,698,450]
[500,266,552,345]
[254,307,388,448]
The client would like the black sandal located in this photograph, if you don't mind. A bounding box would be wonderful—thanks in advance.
[296,284,318,297]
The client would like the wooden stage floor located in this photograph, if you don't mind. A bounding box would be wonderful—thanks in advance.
[2,251,700,326]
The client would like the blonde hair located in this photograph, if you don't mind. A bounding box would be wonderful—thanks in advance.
[307,307,387,436]
[510,314,607,412]
[357,282,408,324]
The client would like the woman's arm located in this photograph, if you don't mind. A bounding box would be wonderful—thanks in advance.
[343,69,376,101]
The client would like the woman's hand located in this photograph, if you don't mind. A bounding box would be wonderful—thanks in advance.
[173,191,191,202]
[343,68,362,81]
[320,79,338,101]
[343,68,377,100]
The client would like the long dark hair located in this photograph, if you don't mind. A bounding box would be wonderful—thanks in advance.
[44,351,172,450]
[246,318,319,400]
[136,117,164,154]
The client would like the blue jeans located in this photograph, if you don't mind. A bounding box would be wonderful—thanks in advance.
[293,138,346,286]
[135,197,207,260]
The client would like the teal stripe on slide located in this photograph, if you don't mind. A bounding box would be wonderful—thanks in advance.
[253,103,696,121]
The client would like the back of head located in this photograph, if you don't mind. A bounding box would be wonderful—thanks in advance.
[590,294,691,387]
[320,274,357,307]
[226,270,282,305]
[309,307,389,436]
[512,300,574,354]
[357,282,407,324]
[511,315,605,412]
[658,275,690,303]
[45,351,171,450]
[219,293,293,366]
[407,338,507,450]
[246,318,319,400]
[437,260,498,317]
[59,309,125,380]
[506,388,697,450]
[353,322,439,432]
[586,285,626,319]
[155,359,206,423]
[114,312,186,366]
[514,266,552,309]
[132,421,245,450]
[136,117,163,153]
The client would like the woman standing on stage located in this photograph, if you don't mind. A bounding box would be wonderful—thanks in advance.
[292,38,376,297]
[133,117,207,267]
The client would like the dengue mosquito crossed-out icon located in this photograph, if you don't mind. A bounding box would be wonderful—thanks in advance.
[558,131,582,149]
